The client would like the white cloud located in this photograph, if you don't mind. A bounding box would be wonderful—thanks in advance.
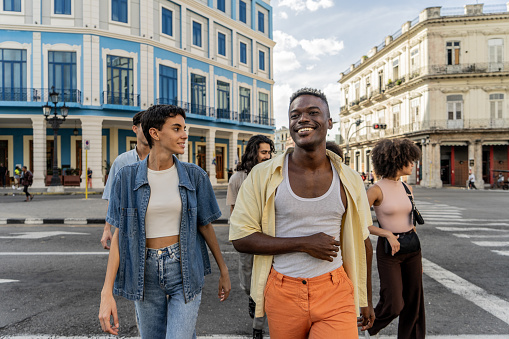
[300,38,344,60]
[279,11,288,19]
[278,0,333,12]
[273,30,299,50]
[306,64,316,71]
[273,84,294,128]
[274,50,301,73]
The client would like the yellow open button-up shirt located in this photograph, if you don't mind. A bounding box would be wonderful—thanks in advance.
[229,148,372,318]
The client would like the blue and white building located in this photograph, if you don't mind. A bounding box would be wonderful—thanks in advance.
[0,0,275,188]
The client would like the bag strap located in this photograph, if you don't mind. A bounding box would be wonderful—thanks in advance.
[402,182,416,225]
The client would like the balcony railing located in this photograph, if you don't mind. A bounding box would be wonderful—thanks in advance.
[216,108,234,120]
[40,88,82,103]
[189,103,215,117]
[103,91,140,106]
[156,98,190,111]
[0,88,30,101]
[380,119,509,137]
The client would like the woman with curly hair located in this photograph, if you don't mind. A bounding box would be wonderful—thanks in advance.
[366,138,425,339]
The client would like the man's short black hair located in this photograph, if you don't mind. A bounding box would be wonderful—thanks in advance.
[289,88,330,117]
[133,110,145,126]
[141,105,187,148]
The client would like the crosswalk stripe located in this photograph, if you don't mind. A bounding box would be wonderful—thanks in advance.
[471,241,509,247]
[422,258,509,325]
[492,250,509,256]
[0,279,19,284]
[426,219,508,222]
[429,222,509,226]
[453,234,509,238]
[437,227,508,232]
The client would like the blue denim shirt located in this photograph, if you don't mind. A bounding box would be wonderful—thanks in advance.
[106,155,221,302]
[102,147,141,201]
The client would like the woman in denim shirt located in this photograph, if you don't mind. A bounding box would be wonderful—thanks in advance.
[99,105,231,339]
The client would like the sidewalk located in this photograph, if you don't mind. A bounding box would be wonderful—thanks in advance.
[0,186,230,225]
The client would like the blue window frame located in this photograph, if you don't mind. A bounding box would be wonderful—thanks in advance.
[54,0,71,14]
[0,48,27,101]
[258,11,264,33]
[191,73,206,115]
[193,21,202,47]
[259,92,269,124]
[161,7,173,36]
[239,87,250,121]
[259,51,265,71]
[240,42,247,64]
[106,55,134,105]
[218,32,226,56]
[217,0,225,12]
[159,65,177,105]
[49,51,77,102]
[4,0,21,11]
[239,1,246,23]
[217,81,230,119]
[111,0,128,23]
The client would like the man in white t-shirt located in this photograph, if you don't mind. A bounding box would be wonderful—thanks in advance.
[227,135,274,339]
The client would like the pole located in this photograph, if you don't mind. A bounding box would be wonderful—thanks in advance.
[85,149,88,200]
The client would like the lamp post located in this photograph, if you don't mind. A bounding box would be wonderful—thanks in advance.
[43,86,68,188]
[344,119,363,165]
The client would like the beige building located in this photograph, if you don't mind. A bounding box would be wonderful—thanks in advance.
[339,3,509,188]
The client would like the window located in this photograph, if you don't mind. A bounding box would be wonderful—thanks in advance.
[259,92,269,124]
[239,1,246,23]
[354,82,359,102]
[54,0,71,14]
[3,0,21,11]
[161,8,173,36]
[446,42,460,65]
[192,22,202,47]
[106,55,134,105]
[377,109,385,124]
[365,75,371,98]
[191,74,206,115]
[218,32,226,56]
[447,95,463,120]
[258,11,264,33]
[410,48,419,70]
[488,39,503,71]
[392,58,399,80]
[216,81,230,119]
[49,51,77,102]
[0,49,27,101]
[240,42,247,64]
[392,104,400,128]
[159,65,177,105]
[411,98,419,123]
[239,87,250,121]
[259,50,265,71]
[217,0,225,12]
[378,70,384,93]
[490,93,504,119]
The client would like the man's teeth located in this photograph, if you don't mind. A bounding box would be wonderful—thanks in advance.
[299,128,313,132]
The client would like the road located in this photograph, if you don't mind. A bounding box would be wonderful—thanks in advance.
[0,187,508,338]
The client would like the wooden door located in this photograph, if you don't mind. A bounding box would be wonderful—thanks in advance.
[76,140,82,175]
[215,146,224,179]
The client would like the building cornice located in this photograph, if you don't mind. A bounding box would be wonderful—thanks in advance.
[0,24,275,85]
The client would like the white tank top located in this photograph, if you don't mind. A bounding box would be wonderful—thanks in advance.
[145,165,182,239]
[273,154,345,278]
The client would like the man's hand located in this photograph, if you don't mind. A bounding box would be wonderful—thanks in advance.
[98,293,119,335]
[302,232,340,262]
[101,226,113,250]
[358,306,375,331]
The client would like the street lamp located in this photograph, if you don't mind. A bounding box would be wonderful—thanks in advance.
[43,86,68,187]
[344,119,363,162]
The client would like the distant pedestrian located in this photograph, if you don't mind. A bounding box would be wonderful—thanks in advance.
[13,166,21,189]
[468,172,477,190]
[0,162,6,187]
[366,138,425,339]
[21,166,33,202]
[100,111,150,249]
[496,173,505,189]
[227,168,233,181]
[87,167,93,189]
[99,105,231,338]
[227,134,274,339]
[369,171,374,185]
[361,172,367,182]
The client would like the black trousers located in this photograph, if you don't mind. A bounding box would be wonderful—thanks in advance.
[23,185,30,197]
[368,237,426,338]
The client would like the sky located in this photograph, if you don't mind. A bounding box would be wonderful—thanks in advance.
[271,0,506,139]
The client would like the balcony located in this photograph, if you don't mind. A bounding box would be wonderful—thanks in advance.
[189,103,215,117]
[40,88,82,103]
[102,91,140,107]
[216,108,235,120]
[156,98,190,111]
[0,88,29,101]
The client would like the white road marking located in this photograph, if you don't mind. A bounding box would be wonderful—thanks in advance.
[0,279,19,284]
[430,222,509,226]
[472,241,509,247]
[0,231,89,239]
[426,218,508,222]
[492,250,509,256]
[64,218,88,225]
[24,218,44,225]
[423,258,509,325]
[453,234,509,238]
[436,227,508,232]
[0,252,107,255]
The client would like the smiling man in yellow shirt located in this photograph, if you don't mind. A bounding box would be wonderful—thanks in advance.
[229,88,374,339]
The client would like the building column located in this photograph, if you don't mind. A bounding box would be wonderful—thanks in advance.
[206,128,217,185]
[181,136,190,163]
[420,144,428,186]
[229,131,239,171]
[80,117,104,188]
[432,142,442,188]
[31,117,46,188]
[468,141,475,188]
[474,140,484,189]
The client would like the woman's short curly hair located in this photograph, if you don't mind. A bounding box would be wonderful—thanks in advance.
[371,138,421,179]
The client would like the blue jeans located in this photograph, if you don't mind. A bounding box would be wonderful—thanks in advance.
[134,243,202,339]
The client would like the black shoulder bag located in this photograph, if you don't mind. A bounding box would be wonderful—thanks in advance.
[402,182,424,225]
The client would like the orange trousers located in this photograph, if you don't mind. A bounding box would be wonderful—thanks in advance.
[264,266,358,339]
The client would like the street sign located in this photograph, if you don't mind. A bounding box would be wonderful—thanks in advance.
[84,139,90,150]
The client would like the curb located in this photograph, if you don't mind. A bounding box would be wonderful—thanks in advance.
[0,218,230,225]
